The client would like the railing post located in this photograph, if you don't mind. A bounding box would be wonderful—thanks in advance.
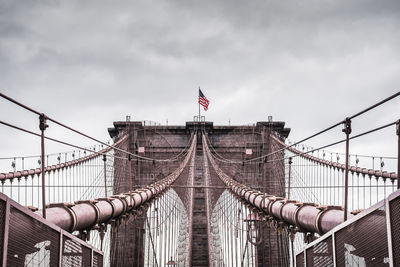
[288,157,292,199]
[342,117,352,221]
[39,113,48,218]
[103,154,108,197]
[397,120,400,189]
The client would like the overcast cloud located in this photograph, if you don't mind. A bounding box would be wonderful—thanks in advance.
[1,0,400,164]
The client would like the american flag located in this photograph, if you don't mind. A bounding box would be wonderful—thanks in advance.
[198,88,210,111]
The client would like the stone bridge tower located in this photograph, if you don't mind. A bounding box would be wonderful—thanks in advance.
[108,119,290,266]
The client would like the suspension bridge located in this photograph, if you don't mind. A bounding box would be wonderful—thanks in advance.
[0,92,399,267]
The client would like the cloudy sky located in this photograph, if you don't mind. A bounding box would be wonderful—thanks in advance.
[1,0,400,166]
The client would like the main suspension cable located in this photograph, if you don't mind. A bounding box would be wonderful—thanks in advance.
[266,120,398,164]
[0,120,127,160]
[0,93,193,163]
[244,91,400,163]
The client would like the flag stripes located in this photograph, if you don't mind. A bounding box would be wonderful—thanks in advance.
[199,88,209,111]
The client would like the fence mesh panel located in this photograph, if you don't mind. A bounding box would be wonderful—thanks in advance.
[62,236,92,267]
[0,193,103,266]
[306,236,334,267]
[7,206,60,267]
[93,251,104,267]
[296,251,304,267]
[335,205,389,266]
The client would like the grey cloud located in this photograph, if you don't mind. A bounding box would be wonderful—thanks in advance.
[0,0,399,158]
